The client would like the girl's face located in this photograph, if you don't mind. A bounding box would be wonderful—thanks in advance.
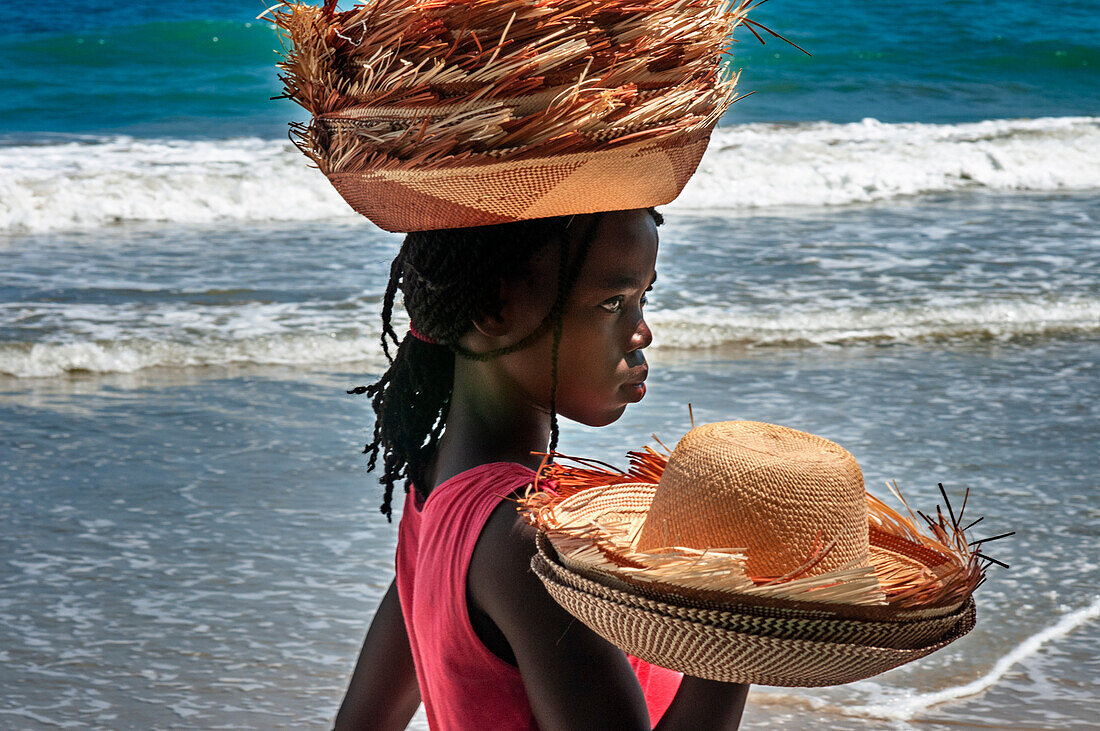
[497,209,659,427]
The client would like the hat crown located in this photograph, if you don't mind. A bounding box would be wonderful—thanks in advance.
[634,421,869,579]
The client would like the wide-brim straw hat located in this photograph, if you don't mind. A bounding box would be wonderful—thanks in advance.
[268,0,774,232]
[521,421,1008,686]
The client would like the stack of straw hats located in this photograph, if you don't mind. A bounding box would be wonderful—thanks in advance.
[522,421,1001,686]
[268,0,773,232]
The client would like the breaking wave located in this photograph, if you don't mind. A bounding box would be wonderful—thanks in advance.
[677,116,1100,210]
[647,297,1100,349]
[2,116,1098,233]
[842,596,1100,721]
[3,296,1095,378]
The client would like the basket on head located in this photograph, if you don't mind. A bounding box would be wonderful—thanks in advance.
[268,0,761,232]
[520,421,1001,686]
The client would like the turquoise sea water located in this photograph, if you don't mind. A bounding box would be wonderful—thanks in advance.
[2,1,1098,729]
[2,0,1098,137]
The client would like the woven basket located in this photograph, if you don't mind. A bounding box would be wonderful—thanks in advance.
[532,537,977,686]
[271,0,760,231]
[537,534,973,651]
[326,130,711,231]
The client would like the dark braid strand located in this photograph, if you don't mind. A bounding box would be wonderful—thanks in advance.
[378,254,403,363]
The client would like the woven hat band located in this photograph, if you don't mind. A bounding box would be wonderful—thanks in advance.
[325,130,711,232]
[635,421,870,579]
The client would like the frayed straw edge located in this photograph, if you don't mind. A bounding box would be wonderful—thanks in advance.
[519,446,1010,609]
[267,0,771,170]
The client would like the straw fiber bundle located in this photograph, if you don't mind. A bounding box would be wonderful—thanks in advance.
[268,0,785,231]
[520,421,1010,686]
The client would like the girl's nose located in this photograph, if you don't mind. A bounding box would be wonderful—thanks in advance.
[630,316,653,351]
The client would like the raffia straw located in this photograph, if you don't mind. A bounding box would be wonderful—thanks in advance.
[268,0,794,172]
[520,442,1007,610]
[530,479,889,606]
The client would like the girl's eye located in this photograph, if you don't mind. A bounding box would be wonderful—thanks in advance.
[600,295,625,313]
[640,293,648,307]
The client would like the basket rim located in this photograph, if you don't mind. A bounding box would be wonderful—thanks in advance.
[534,544,976,645]
[536,530,967,623]
[322,124,714,178]
[532,546,978,686]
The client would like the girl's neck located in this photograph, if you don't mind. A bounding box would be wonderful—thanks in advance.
[426,358,550,492]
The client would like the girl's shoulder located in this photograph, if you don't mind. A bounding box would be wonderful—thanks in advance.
[466,491,545,654]
[426,461,536,506]
[462,459,542,612]
[472,492,539,574]
[436,463,541,664]
[462,462,540,580]
[412,461,535,523]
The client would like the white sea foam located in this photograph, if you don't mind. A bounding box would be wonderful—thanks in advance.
[0,136,353,233]
[841,597,1100,721]
[2,296,1095,377]
[750,597,1100,723]
[675,116,1100,210]
[648,297,1100,349]
[0,335,390,379]
[1,117,1098,233]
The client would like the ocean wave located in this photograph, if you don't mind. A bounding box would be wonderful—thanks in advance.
[3,297,1095,378]
[839,597,1100,721]
[648,297,1100,348]
[677,116,1100,210]
[752,596,1100,722]
[0,334,390,379]
[0,137,352,234]
[2,117,1098,233]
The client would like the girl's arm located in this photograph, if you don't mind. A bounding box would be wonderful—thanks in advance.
[334,580,421,730]
[470,502,749,730]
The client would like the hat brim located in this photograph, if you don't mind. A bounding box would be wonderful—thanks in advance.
[541,480,969,613]
[533,534,977,686]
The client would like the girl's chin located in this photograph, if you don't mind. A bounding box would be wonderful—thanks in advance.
[567,402,630,428]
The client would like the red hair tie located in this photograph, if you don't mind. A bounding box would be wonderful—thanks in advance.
[409,322,437,345]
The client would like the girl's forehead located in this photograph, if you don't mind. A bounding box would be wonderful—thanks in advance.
[579,212,659,280]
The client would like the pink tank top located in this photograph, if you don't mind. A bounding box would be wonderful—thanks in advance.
[396,462,682,729]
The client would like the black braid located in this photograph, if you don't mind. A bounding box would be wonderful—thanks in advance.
[353,209,661,520]
[545,214,600,453]
[378,255,403,363]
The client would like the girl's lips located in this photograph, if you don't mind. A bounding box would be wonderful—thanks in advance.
[622,366,648,402]
[624,381,647,402]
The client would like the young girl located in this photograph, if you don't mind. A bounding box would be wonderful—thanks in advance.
[268,0,764,724]
[334,209,750,729]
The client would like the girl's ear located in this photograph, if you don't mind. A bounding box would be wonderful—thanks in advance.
[471,309,508,338]
[473,272,549,340]
[470,242,559,342]
[470,278,511,339]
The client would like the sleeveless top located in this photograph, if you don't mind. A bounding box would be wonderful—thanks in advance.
[396,462,682,729]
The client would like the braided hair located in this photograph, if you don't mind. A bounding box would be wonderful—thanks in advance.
[354,209,662,520]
